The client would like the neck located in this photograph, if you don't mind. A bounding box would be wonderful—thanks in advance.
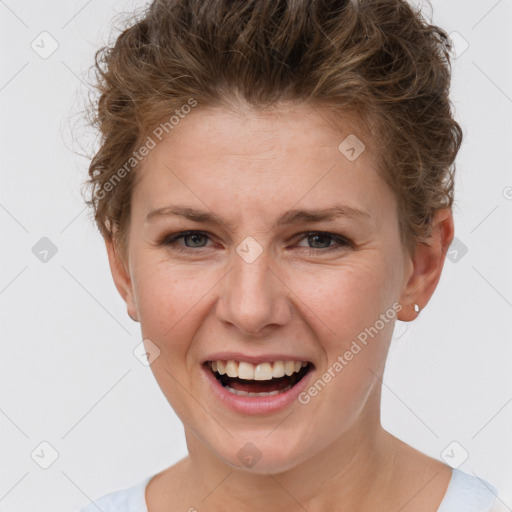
[183,392,400,511]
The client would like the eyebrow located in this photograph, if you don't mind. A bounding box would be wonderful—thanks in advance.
[145,204,370,230]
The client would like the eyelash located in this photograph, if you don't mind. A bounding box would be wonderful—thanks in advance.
[159,230,351,255]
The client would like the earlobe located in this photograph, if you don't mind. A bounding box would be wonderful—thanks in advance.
[104,238,139,322]
[397,208,454,322]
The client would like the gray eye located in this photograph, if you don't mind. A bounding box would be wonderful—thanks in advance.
[182,233,209,247]
[307,234,333,248]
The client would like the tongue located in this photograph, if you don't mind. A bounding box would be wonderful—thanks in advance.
[226,375,294,393]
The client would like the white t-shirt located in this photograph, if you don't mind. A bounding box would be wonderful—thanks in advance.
[79,468,500,512]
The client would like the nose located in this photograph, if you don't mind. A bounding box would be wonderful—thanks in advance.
[215,247,292,337]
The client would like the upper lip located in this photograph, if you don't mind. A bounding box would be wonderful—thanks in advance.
[202,352,314,366]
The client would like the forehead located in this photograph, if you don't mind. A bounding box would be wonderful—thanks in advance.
[133,103,394,226]
[144,102,375,163]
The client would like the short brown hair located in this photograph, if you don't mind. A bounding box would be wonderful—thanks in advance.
[83,0,463,261]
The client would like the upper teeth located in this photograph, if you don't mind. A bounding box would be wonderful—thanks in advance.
[210,360,308,380]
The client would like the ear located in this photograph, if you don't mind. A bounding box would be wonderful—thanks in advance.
[397,208,454,322]
[105,238,139,322]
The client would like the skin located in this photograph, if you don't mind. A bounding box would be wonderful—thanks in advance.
[106,101,455,511]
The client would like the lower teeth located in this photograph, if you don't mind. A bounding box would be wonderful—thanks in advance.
[224,384,293,397]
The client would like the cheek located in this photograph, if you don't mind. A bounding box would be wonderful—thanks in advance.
[289,256,397,344]
[132,259,212,351]
[131,260,212,421]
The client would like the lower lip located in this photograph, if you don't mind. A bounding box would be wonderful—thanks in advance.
[201,363,314,415]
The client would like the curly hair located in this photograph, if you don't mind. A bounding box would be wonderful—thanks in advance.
[83,0,463,262]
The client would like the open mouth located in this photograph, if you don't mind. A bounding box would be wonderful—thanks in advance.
[204,360,314,397]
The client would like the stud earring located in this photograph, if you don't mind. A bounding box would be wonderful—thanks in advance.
[413,303,420,314]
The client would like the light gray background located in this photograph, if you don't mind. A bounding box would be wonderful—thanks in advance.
[1,0,511,510]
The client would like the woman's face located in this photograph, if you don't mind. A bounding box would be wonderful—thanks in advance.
[113,103,414,473]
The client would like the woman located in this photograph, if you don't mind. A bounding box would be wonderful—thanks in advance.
[79,0,501,510]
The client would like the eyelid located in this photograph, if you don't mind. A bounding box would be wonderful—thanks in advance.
[159,230,214,247]
[293,230,351,245]
[159,229,352,253]
[293,232,353,254]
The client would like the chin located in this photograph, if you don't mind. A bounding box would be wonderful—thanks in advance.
[215,437,310,475]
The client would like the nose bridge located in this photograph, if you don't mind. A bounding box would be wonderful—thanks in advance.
[217,242,289,335]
